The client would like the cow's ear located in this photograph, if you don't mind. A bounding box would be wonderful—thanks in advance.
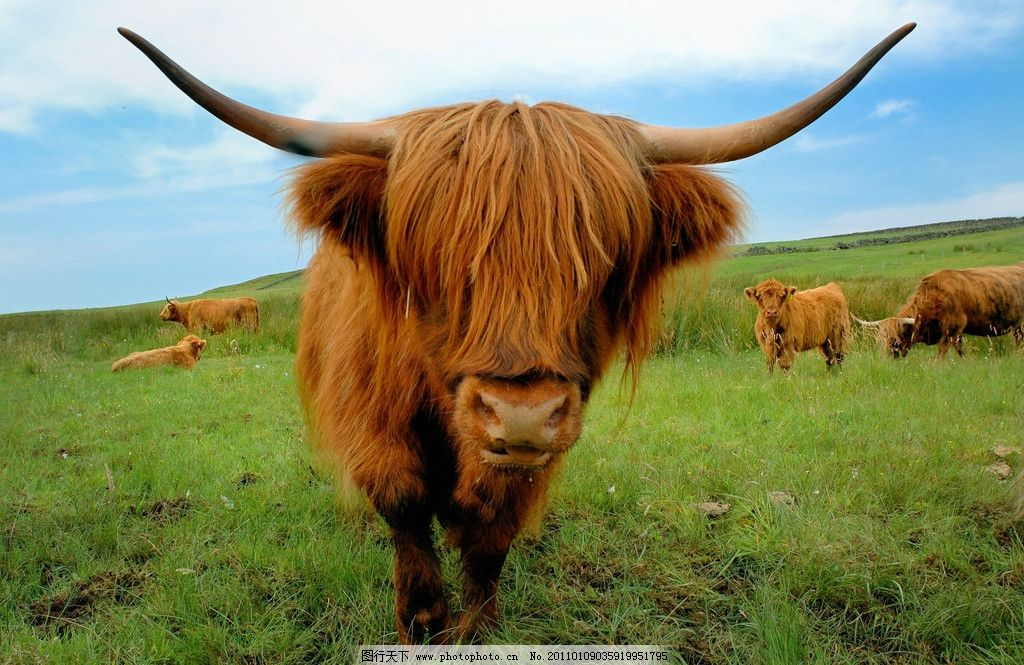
[786,286,798,297]
[287,155,388,261]
[647,165,745,265]
[744,287,757,301]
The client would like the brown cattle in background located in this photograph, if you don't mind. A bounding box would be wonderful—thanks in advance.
[745,279,850,374]
[111,334,207,372]
[160,297,259,334]
[121,24,914,643]
[857,263,1024,358]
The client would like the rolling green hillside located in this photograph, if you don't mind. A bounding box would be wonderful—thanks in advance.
[106,215,1024,317]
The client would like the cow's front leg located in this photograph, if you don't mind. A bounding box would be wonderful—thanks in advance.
[452,524,515,642]
[778,346,796,373]
[382,505,451,644]
[389,518,451,644]
[365,456,450,643]
[937,335,952,359]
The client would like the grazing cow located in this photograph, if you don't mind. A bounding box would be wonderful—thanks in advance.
[120,23,914,643]
[160,297,260,334]
[111,334,207,372]
[745,280,850,373]
[856,264,1024,358]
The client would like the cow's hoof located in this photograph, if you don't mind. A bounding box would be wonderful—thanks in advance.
[455,609,497,644]
[397,600,452,645]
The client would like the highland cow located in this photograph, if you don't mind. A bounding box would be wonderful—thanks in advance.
[120,23,914,643]
[111,334,207,372]
[745,280,850,373]
[856,263,1024,358]
[160,297,259,334]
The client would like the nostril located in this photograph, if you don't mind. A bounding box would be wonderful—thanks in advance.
[545,397,568,428]
[473,394,497,420]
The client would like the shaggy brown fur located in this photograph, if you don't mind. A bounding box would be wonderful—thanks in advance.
[874,264,1024,358]
[160,297,259,334]
[745,279,850,374]
[288,100,742,643]
[111,335,206,372]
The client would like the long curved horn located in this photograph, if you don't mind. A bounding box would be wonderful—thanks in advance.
[165,296,172,304]
[641,23,916,164]
[852,316,882,328]
[117,28,395,158]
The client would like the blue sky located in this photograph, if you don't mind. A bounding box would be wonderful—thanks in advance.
[1,1,1022,314]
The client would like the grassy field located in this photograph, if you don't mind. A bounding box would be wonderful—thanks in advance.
[2,220,1024,663]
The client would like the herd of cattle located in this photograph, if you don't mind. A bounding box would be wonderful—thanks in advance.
[746,263,1024,373]
[109,297,259,371]
[117,22,1024,646]
[114,263,1024,376]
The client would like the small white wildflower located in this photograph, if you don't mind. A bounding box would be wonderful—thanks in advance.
[607,485,616,494]
[220,495,235,509]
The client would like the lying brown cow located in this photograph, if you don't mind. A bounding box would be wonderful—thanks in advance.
[111,335,207,372]
[857,263,1024,358]
[745,279,850,374]
[159,297,259,334]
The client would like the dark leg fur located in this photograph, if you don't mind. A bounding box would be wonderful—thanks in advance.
[455,528,514,642]
[380,503,452,644]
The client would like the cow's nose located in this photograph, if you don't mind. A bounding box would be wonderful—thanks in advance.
[476,390,568,450]
[765,309,779,318]
[454,375,583,465]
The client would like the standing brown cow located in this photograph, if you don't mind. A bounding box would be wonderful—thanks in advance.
[745,280,850,373]
[857,263,1024,358]
[111,334,207,371]
[160,297,260,334]
[121,24,914,643]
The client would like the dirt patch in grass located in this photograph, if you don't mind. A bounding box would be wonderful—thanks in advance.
[30,570,149,632]
[130,497,191,523]
[236,471,261,487]
[548,551,627,593]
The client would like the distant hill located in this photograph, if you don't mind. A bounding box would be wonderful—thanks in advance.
[201,216,1023,297]
[735,216,1024,257]
[3,216,1020,318]
[195,269,304,299]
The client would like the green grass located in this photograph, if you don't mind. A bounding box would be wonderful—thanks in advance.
[3,221,1024,663]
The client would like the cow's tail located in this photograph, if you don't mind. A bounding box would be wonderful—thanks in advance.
[254,303,261,333]
[840,312,853,353]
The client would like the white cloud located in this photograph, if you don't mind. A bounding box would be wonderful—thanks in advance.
[870,98,914,119]
[1,1,1021,132]
[821,180,1024,234]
